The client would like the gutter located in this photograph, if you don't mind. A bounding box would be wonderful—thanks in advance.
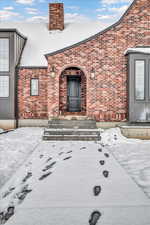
[19,66,48,69]
[0,28,27,40]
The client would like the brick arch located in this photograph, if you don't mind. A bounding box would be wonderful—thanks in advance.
[59,67,86,115]
[58,64,88,78]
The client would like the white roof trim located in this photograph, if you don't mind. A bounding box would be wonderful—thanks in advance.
[124,48,150,55]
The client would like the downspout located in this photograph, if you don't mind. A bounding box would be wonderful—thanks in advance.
[15,38,27,128]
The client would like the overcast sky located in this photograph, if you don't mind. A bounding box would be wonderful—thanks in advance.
[0,0,133,24]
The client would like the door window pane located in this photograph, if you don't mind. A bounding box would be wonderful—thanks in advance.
[0,39,9,71]
[31,79,39,96]
[0,76,9,97]
[135,60,145,100]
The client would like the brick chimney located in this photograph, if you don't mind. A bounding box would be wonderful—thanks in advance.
[49,3,64,31]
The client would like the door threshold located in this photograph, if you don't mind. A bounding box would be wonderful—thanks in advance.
[62,112,86,116]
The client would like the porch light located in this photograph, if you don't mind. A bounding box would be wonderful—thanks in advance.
[50,66,56,78]
[90,68,95,80]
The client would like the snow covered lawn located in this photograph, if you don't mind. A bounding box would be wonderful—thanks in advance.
[0,128,43,188]
[0,128,150,225]
[101,128,150,198]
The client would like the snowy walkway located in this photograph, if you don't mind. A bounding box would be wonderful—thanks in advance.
[0,135,150,225]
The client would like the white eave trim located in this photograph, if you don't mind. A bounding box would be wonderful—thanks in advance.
[124,48,150,55]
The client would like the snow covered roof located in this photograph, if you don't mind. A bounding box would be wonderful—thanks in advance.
[125,47,150,55]
[0,22,107,67]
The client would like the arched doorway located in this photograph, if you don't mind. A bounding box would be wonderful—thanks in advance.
[59,67,86,115]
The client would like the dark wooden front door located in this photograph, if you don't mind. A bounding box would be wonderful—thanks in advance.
[67,76,81,112]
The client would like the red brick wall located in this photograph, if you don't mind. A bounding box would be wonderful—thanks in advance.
[18,0,150,122]
[46,0,150,121]
[18,68,48,119]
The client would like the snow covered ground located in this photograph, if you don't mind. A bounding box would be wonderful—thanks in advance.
[0,128,150,225]
[0,129,4,134]
[0,128,43,188]
[101,128,150,198]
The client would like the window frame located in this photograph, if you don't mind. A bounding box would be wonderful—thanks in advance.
[0,38,10,73]
[134,59,146,101]
[149,59,150,100]
[30,78,39,96]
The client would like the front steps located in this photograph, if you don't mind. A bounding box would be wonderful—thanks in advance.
[43,128,100,141]
[48,119,97,129]
[43,119,100,141]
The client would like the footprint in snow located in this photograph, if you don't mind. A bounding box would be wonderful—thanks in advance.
[4,206,15,222]
[98,148,102,152]
[80,147,86,150]
[22,172,32,183]
[89,211,101,225]
[104,153,109,158]
[2,187,15,199]
[0,211,5,224]
[39,172,52,181]
[0,206,15,224]
[114,134,117,140]
[66,150,73,154]
[93,186,101,196]
[63,156,72,161]
[40,154,44,159]
[99,160,105,166]
[42,162,56,172]
[100,143,105,147]
[46,157,52,163]
[103,170,109,178]
[16,184,32,203]
[58,152,64,155]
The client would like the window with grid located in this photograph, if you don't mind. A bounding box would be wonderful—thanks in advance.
[0,76,9,97]
[0,39,9,72]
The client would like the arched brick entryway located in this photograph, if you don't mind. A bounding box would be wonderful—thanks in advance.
[59,67,86,115]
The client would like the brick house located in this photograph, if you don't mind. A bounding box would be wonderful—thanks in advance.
[0,0,150,129]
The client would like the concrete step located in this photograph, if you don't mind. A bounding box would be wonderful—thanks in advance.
[48,119,97,129]
[48,119,95,123]
[48,125,97,129]
[43,134,100,141]
[43,127,100,141]
[44,119,99,141]
[44,129,100,136]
